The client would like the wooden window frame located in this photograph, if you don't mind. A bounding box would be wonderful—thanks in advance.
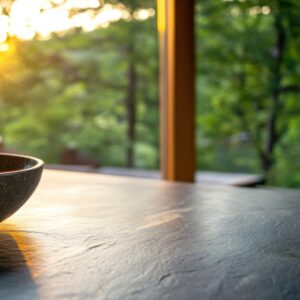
[158,0,195,182]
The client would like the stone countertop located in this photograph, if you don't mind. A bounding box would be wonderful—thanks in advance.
[0,170,300,300]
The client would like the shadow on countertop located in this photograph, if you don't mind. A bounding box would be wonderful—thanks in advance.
[0,224,39,300]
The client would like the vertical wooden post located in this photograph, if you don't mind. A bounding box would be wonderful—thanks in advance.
[158,0,195,182]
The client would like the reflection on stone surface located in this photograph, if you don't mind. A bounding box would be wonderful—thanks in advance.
[136,207,193,230]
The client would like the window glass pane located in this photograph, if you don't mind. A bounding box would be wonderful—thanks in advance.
[0,0,159,171]
[196,0,300,187]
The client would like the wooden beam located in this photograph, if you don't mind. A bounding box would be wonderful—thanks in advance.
[158,0,195,182]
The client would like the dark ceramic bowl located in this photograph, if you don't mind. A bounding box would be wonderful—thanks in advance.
[0,153,43,222]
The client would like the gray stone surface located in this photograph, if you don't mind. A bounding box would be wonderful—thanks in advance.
[0,170,300,299]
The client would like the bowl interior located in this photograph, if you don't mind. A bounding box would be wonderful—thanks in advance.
[0,154,40,173]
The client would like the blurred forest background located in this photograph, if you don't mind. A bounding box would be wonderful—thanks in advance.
[0,0,300,187]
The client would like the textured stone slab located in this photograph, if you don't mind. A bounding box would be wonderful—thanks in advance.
[0,170,300,299]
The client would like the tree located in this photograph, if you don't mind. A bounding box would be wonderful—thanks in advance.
[196,0,300,185]
[0,0,159,168]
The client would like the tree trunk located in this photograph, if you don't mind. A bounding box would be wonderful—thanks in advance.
[261,9,286,175]
[125,44,137,168]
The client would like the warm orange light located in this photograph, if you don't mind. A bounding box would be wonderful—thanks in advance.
[157,0,166,33]
[0,223,40,279]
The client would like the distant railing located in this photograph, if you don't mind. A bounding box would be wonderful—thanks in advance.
[46,164,265,187]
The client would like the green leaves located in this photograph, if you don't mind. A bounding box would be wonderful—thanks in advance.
[0,5,158,168]
[196,0,300,185]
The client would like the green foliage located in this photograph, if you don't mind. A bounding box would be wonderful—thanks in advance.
[0,10,159,168]
[196,0,300,186]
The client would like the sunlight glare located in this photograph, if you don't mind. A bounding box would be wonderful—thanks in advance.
[93,4,126,28]
[0,15,9,29]
[0,43,9,52]
[134,8,155,21]
[51,0,65,4]
[15,27,35,40]
[33,8,71,38]
[9,0,40,39]
[71,12,95,32]
[63,0,100,9]
[0,0,155,43]
[0,31,7,43]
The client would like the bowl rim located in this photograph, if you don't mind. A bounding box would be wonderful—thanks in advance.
[0,153,44,176]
